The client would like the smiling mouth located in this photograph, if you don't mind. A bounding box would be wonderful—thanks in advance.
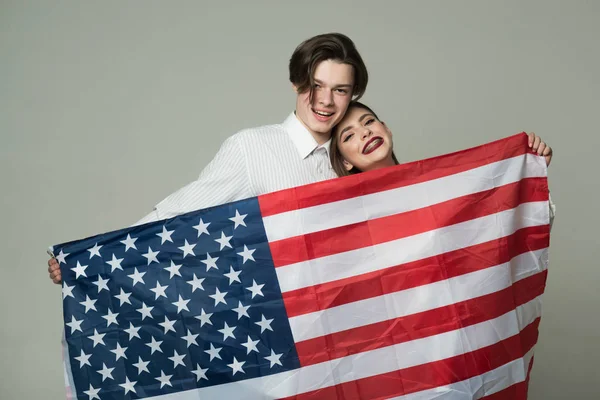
[312,108,334,120]
[362,137,384,154]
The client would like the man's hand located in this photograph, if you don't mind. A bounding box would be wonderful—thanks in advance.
[48,257,62,284]
[528,132,553,166]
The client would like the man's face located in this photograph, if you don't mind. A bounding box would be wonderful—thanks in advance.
[294,59,355,142]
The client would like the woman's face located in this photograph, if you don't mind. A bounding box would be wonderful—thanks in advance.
[335,106,395,172]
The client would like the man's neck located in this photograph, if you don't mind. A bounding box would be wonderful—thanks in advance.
[294,112,331,146]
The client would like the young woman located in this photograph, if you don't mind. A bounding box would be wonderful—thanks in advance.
[330,101,553,175]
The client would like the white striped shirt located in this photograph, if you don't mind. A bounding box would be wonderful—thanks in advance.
[135,113,336,225]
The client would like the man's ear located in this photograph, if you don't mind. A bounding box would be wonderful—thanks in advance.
[292,84,299,93]
[343,159,354,171]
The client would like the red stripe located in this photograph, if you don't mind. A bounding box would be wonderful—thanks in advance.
[295,270,547,367]
[283,225,549,318]
[270,177,549,268]
[259,132,530,217]
[282,318,540,400]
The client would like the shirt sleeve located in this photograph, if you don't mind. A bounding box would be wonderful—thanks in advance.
[133,134,252,225]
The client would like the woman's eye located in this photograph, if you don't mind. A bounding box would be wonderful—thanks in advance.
[365,118,375,125]
[343,133,354,142]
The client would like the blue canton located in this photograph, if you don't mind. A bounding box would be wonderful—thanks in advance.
[55,197,300,399]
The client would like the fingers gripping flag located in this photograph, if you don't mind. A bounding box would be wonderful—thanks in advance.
[52,133,551,399]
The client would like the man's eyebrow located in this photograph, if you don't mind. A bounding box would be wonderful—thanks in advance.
[314,79,353,88]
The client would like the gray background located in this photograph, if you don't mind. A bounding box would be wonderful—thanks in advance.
[1,1,598,398]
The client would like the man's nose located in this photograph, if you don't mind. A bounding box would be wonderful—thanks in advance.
[318,90,334,106]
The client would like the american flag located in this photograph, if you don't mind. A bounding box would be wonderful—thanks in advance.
[53,132,550,399]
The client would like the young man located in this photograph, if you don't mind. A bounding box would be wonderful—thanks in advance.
[48,32,368,283]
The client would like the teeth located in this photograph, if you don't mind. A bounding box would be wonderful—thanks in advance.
[314,110,333,116]
[363,139,382,153]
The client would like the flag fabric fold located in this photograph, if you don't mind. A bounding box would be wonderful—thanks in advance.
[53,132,550,399]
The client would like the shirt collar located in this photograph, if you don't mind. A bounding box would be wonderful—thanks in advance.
[283,112,331,159]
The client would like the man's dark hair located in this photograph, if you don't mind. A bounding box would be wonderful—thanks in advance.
[289,33,368,101]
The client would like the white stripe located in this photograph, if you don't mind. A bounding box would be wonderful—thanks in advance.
[264,153,547,242]
[144,297,541,400]
[288,248,547,342]
[276,201,549,293]
[388,349,535,400]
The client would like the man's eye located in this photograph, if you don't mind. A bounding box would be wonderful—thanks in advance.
[336,89,348,94]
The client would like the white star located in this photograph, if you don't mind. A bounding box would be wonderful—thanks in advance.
[128,267,146,286]
[145,337,163,354]
[164,261,182,279]
[232,301,250,320]
[193,218,211,237]
[120,234,137,251]
[241,336,260,354]
[124,323,141,340]
[119,377,137,395]
[181,329,199,348]
[136,302,154,320]
[155,371,172,389]
[102,309,119,327]
[83,384,100,399]
[96,363,114,381]
[187,273,205,292]
[114,288,132,306]
[87,243,103,259]
[62,283,75,299]
[105,254,124,272]
[218,322,236,341]
[92,275,110,293]
[156,225,175,244]
[264,349,283,368]
[201,253,219,271]
[142,247,160,265]
[192,364,208,381]
[110,343,128,360]
[227,357,245,375]
[172,295,190,314]
[150,281,169,299]
[88,329,106,347]
[178,239,196,258]
[132,356,150,374]
[255,314,274,333]
[237,245,256,264]
[80,295,97,313]
[74,349,91,368]
[209,287,227,306]
[66,315,83,333]
[246,279,264,299]
[169,350,186,368]
[195,308,213,327]
[204,343,222,361]
[223,265,242,285]
[229,209,248,229]
[159,316,176,334]
[214,231,233,251]
[71,261,88,279]
[55,249,69,264]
